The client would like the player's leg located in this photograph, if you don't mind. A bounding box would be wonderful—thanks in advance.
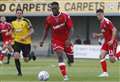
[29,45,36,61]
[22,44,31,62]
[4,41,14,64]
[52,41,68,80]
[55,49,69,80]
[114,41,120,60]
[64,44,74,66]
[109,41,118,63]
[29,51,36,61]
[0,51,4,64]
[5,53,11,64]
[99,50,108,77]
[116,51,120,60]
[31,45,37,61]
[13,42,22,76]
[66,54,74,66]
[99,43,109,77]
[7,41,14,54]
[0,42,8,64]
[0,47,5,64]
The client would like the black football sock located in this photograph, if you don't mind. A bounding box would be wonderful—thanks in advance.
[15,59,22,75]
[7,53,11,64]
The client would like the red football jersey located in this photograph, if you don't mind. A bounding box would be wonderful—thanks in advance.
[0,22,13,42]
[100,18,116,42]
[44,12,73,42]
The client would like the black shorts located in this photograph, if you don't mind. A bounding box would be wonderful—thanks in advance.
[13,41,31,57]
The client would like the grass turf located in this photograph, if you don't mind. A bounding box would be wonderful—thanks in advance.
[0,58,119,82]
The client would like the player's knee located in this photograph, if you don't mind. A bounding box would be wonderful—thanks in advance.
[109,56,116,63]
[58,55,64,62]
[55,49,63,54]
[99,55,103,59]
[67,55,74,63]
[110,59,115,63]
[56,50,64,62]
[99,54,105,59]
[14,52,20,59]
[24,58,29,62]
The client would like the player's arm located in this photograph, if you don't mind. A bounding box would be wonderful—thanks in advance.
[11,23,15,33]
[21,19,34,41]
[0,30,8,33]
[108,22,117,45]
[66,15,73,40]
[6,23,13,35]
[23,27,34,39]
[0,26,8,33]
[111,27,117,42]
[40,27,49,47]
[40,17,50,47]
[68,27,73,41]
[22,26,34,40]
[65,15,73,47]
[92,33,103,39]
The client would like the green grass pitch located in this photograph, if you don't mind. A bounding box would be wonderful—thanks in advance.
[0,58,119,82]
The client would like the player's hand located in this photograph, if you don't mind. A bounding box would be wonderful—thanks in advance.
[40,41,44,47]
[5,32,11,36]
[108,40,114,46]
[5,32,9,36]
[20,36,26,41]
[92,33,98,39]
[65,40,71,48]
[1,30,7,33]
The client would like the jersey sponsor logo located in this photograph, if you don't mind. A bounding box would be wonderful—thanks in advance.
[53,23,65,30]
[15,29,23,32]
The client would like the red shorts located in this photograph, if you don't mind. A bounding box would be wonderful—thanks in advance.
[52,40,73,55]
[101,41,118,56]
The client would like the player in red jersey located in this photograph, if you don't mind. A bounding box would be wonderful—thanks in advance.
[0,16,14,64]
[93,9,120,77]
[40,2,74,80]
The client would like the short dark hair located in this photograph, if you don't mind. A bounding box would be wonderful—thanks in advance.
[51,2,59,6]
[96,9,104,13]
[16,8,23,13]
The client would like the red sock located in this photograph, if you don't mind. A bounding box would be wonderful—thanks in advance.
[116,51,120,60]
[0,53,4,61]
[100,59,107,72]
[59,63,67,77]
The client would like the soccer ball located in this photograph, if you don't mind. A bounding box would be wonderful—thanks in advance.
[38,71,49,81]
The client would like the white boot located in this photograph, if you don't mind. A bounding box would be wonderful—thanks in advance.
[64,75,69,81]
[98,72,109,77]
[0,61,3,64]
